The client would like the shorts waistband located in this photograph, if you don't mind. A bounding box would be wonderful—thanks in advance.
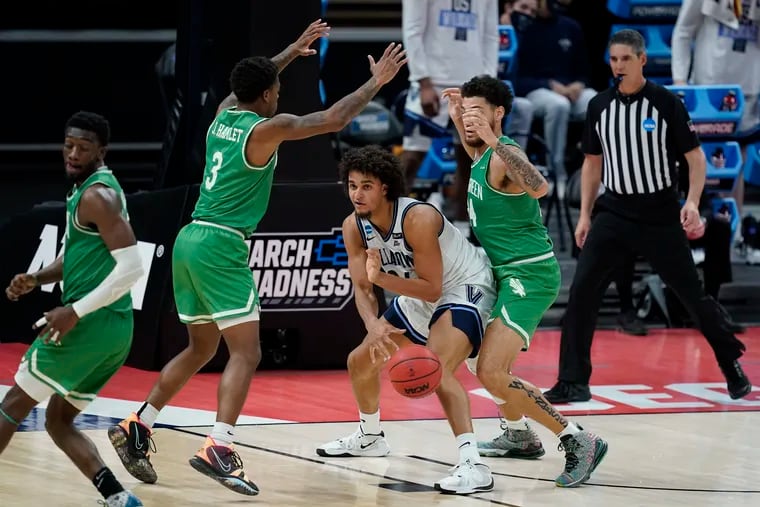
[191,220,245,239]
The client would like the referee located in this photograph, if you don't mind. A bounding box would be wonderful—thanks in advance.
[543,29,751,404]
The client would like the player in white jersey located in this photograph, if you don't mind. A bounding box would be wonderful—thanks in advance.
[316,145,496,495]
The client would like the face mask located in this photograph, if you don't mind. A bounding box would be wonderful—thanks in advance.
[511,11,535,32]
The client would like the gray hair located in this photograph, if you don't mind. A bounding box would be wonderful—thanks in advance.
[609,29,646,56]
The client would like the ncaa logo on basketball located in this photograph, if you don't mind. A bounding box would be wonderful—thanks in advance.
[642,118,656,132]
[246,228,353,312]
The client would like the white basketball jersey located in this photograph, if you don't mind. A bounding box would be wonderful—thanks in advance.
[356,197,490,292]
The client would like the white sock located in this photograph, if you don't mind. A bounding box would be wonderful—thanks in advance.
[505,416,529,431]
[558,421,581,438]
[136,402,159,429]
[359,410,382,435]
[456,432,481,463]
[210,422,235,446]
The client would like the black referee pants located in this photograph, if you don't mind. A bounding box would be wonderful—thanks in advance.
[558,210,746,384]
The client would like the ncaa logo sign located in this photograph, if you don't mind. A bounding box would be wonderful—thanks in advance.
[642,118,656,132]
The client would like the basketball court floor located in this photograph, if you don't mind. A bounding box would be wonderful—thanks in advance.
[1,327,759,506]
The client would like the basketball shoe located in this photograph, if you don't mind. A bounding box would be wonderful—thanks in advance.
[316,427,390,457]
[188,436,259,496]
[435,459,494,494]
[555,431,608,487]
[98,490,143,506]
[477,418,545,458]
[107,413,157,484]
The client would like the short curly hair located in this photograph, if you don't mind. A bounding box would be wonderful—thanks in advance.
[230,56,279,103]
[338,145,407,200]
[461,75,514,116]
[65,111,110,146]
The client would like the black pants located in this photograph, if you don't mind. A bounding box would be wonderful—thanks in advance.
[559,210,746,384]
[690,216,733,299]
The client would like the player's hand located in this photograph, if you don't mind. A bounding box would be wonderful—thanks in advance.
[365,248,382,283]
[6,273,37,301]
[575,215,592,248]
[368,43,408,86]
[462,109,498,146]
[34,306,79,346]
[291,19,330,57]
[366,319,403,364]
[680,200,701,235]
[441,88,463,122]
[420,83,439,117]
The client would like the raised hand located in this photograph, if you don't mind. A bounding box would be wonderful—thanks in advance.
[462,108,498,146]
[292,19,330,57]
[368,43,408,86]
[441,88,463,122]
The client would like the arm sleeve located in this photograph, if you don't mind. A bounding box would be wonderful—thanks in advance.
[402,0,430,82]
[671,0,703,83]
[671,94,701,154]
[71,244,145,317]
[482,0,500,77]
[581,98,603,155]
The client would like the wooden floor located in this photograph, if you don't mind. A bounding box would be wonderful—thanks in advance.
[2,412,759,506]
[1,328,759,506]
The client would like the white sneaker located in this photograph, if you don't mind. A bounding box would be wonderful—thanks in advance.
[316,427,390,457]
[435,459,494,494]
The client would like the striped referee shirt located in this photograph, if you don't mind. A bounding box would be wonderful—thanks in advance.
[582,80,701,222]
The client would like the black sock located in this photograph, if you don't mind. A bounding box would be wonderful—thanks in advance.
[93,467,124,499]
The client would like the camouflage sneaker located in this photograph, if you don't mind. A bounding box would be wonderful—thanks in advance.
[555,431,608,487]
[478,420,545,459]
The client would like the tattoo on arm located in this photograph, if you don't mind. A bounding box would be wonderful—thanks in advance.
[270,47,298,73]
[493,142,545,191]
[329,77,381,124]
[507,377,566,427]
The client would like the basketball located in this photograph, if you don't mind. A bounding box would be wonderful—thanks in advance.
[387,345,442,398]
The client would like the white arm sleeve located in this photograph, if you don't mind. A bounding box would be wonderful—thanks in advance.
[671,0,703,83]
[71,244,145,318]
[482,0,499,77]
[403,0,430,82]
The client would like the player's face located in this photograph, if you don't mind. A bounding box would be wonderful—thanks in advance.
[461,96,496,149]
[347,170,387,219]
[63,128,105,182]
[264,78,281,117]
[609,43,646,83]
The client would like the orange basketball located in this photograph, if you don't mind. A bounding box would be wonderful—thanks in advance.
[387,344,442,398]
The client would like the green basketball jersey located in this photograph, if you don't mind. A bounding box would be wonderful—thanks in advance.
[192,108,278,237]
[63,167,132,313]
[467,135,553,266]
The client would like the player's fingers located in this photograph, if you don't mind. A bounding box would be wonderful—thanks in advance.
[367,55,375,68]
[33,316,47,330]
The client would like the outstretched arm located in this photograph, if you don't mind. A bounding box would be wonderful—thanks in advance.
[216,19,330,114]
[253,42,407,145]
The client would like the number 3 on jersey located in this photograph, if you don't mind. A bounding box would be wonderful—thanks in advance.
[467,198,477,227]
[205,151,223,190]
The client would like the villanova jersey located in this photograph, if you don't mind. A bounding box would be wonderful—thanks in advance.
[192,108,277,237]
[356,197,489,293]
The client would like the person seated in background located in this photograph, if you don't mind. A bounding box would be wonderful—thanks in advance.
[513,0,596,188]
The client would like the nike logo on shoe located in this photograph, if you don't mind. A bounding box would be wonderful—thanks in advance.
[360,439,379,449]
[210,447,233,472]
[132,424,144,451]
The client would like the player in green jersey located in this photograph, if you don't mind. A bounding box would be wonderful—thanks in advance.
[109,19,407,496]
[1,112,144,506]
[443,76,607,488]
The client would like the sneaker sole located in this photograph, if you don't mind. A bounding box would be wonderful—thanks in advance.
[107,425,158,484]
[188,456,259,496]
[555,439,609,488]
[477,447,546,459]
[315,448,390,458]
[729,383,752,400]
[435,477,495,495]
